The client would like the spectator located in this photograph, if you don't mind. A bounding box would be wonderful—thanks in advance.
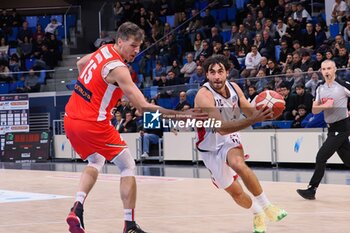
[158,72,169,87]
[247,85,258,102]
[293,3,312,28]
[112,110,124,131]
[291,52,302,70]
[313,52,325,70]
[275,18,288,43]
[113,1,124,28]
[0,9,10,34]
[334,46,348,68]
[223,46,240,70]
[180,53,197,83]
[291,84,313,116]
[235,37,251,59]
[209,26,223,47]
[291,68,305,90]
[44,18,62,37]
[116,98,130,118]
[17,21,33,44]
[174,91,191,110]
[33,24,45,42]
[167,70,180,86]
[279,40,292,63]
[24,69,40,92]
[0,37,8,61]
[241,45,262,78]
[243,13,255,32]
[9,8,22,27]
[300,51,315,72]
[0,61,12,82]
[291,104,308,128]
[153,60,166,79]
[302,23,316,51]
[281,53,293,73]
[170,59,181,78]
[266,59,281,76]
[189,65,205,85]
[259,30,275,59]
[47,33,62,66]
[315,23,327,50]
[284,17,300,45]
[118,111,137,133]
[255,69,269,93]
[301,112,327,128]
[18,35,32,60]
[331,0,348,23]
[41,43,55,69]
[305,72,322,97]
[279,83,294,120]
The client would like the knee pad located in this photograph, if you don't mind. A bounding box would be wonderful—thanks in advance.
[87,153,106,172]
[111,148,136,177]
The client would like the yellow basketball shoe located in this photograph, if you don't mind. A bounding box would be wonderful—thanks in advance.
[253,212,266,233]
[264,204,288,222]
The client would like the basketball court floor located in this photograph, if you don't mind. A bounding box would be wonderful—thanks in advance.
[1,162,350,233]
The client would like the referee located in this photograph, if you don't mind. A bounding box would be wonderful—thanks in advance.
[297,60,350,200]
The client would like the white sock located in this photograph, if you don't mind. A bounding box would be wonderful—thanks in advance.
[250,200,263,215]
[75,191,86,204]
[124,209,134,221]
[254,192,271,209]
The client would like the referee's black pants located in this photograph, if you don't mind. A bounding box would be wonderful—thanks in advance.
[309,118,350,188]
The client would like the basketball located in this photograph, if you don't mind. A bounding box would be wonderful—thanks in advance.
[254,90,286,119]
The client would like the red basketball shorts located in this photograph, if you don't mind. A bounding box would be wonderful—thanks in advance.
[64,116,127,161]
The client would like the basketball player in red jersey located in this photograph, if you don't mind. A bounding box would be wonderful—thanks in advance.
[64,22,207,233]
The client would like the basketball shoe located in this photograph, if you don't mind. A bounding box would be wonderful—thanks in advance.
[66,201,85,233]
[264,204,288,222]
[123,221,147,233]
[296,186,316,200]
[253,212,266,233]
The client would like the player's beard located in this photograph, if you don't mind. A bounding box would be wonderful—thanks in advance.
[209,80,225,91]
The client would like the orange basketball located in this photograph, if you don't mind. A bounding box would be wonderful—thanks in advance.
[255,90,285,119]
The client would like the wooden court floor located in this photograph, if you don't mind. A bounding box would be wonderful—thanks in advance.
[0,169,350,233]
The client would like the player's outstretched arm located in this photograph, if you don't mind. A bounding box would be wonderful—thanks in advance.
[108,66,208,120]
[195,87,273,135]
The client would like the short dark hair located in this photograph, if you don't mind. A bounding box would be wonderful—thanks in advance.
[203,55,230,73]
[116,21,144,42]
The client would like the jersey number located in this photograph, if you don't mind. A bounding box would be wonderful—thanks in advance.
[79,46,113,84]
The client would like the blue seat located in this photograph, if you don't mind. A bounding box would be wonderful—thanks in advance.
[7,27,18,42]
[26,16,38,27]
[236,0,246,9]
[166,15,175,28]
[330,23,340,38]
[226,7,237,22]
[66,14,77,28]
[56,26,65,40]
[149,86,158,99]
[0,83,9,94]
[38,70,46,85]
[25,58,36,70]
[275,45,281,62]
[220,30,231,43]
[8,48,17,56]
[66,80,77,90]
[137,74,143,88]
[157,98,173,109]
[38,16,51,29]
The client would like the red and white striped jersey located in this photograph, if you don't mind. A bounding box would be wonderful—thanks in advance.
[65,44,126,122]
[196,81,241,152]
